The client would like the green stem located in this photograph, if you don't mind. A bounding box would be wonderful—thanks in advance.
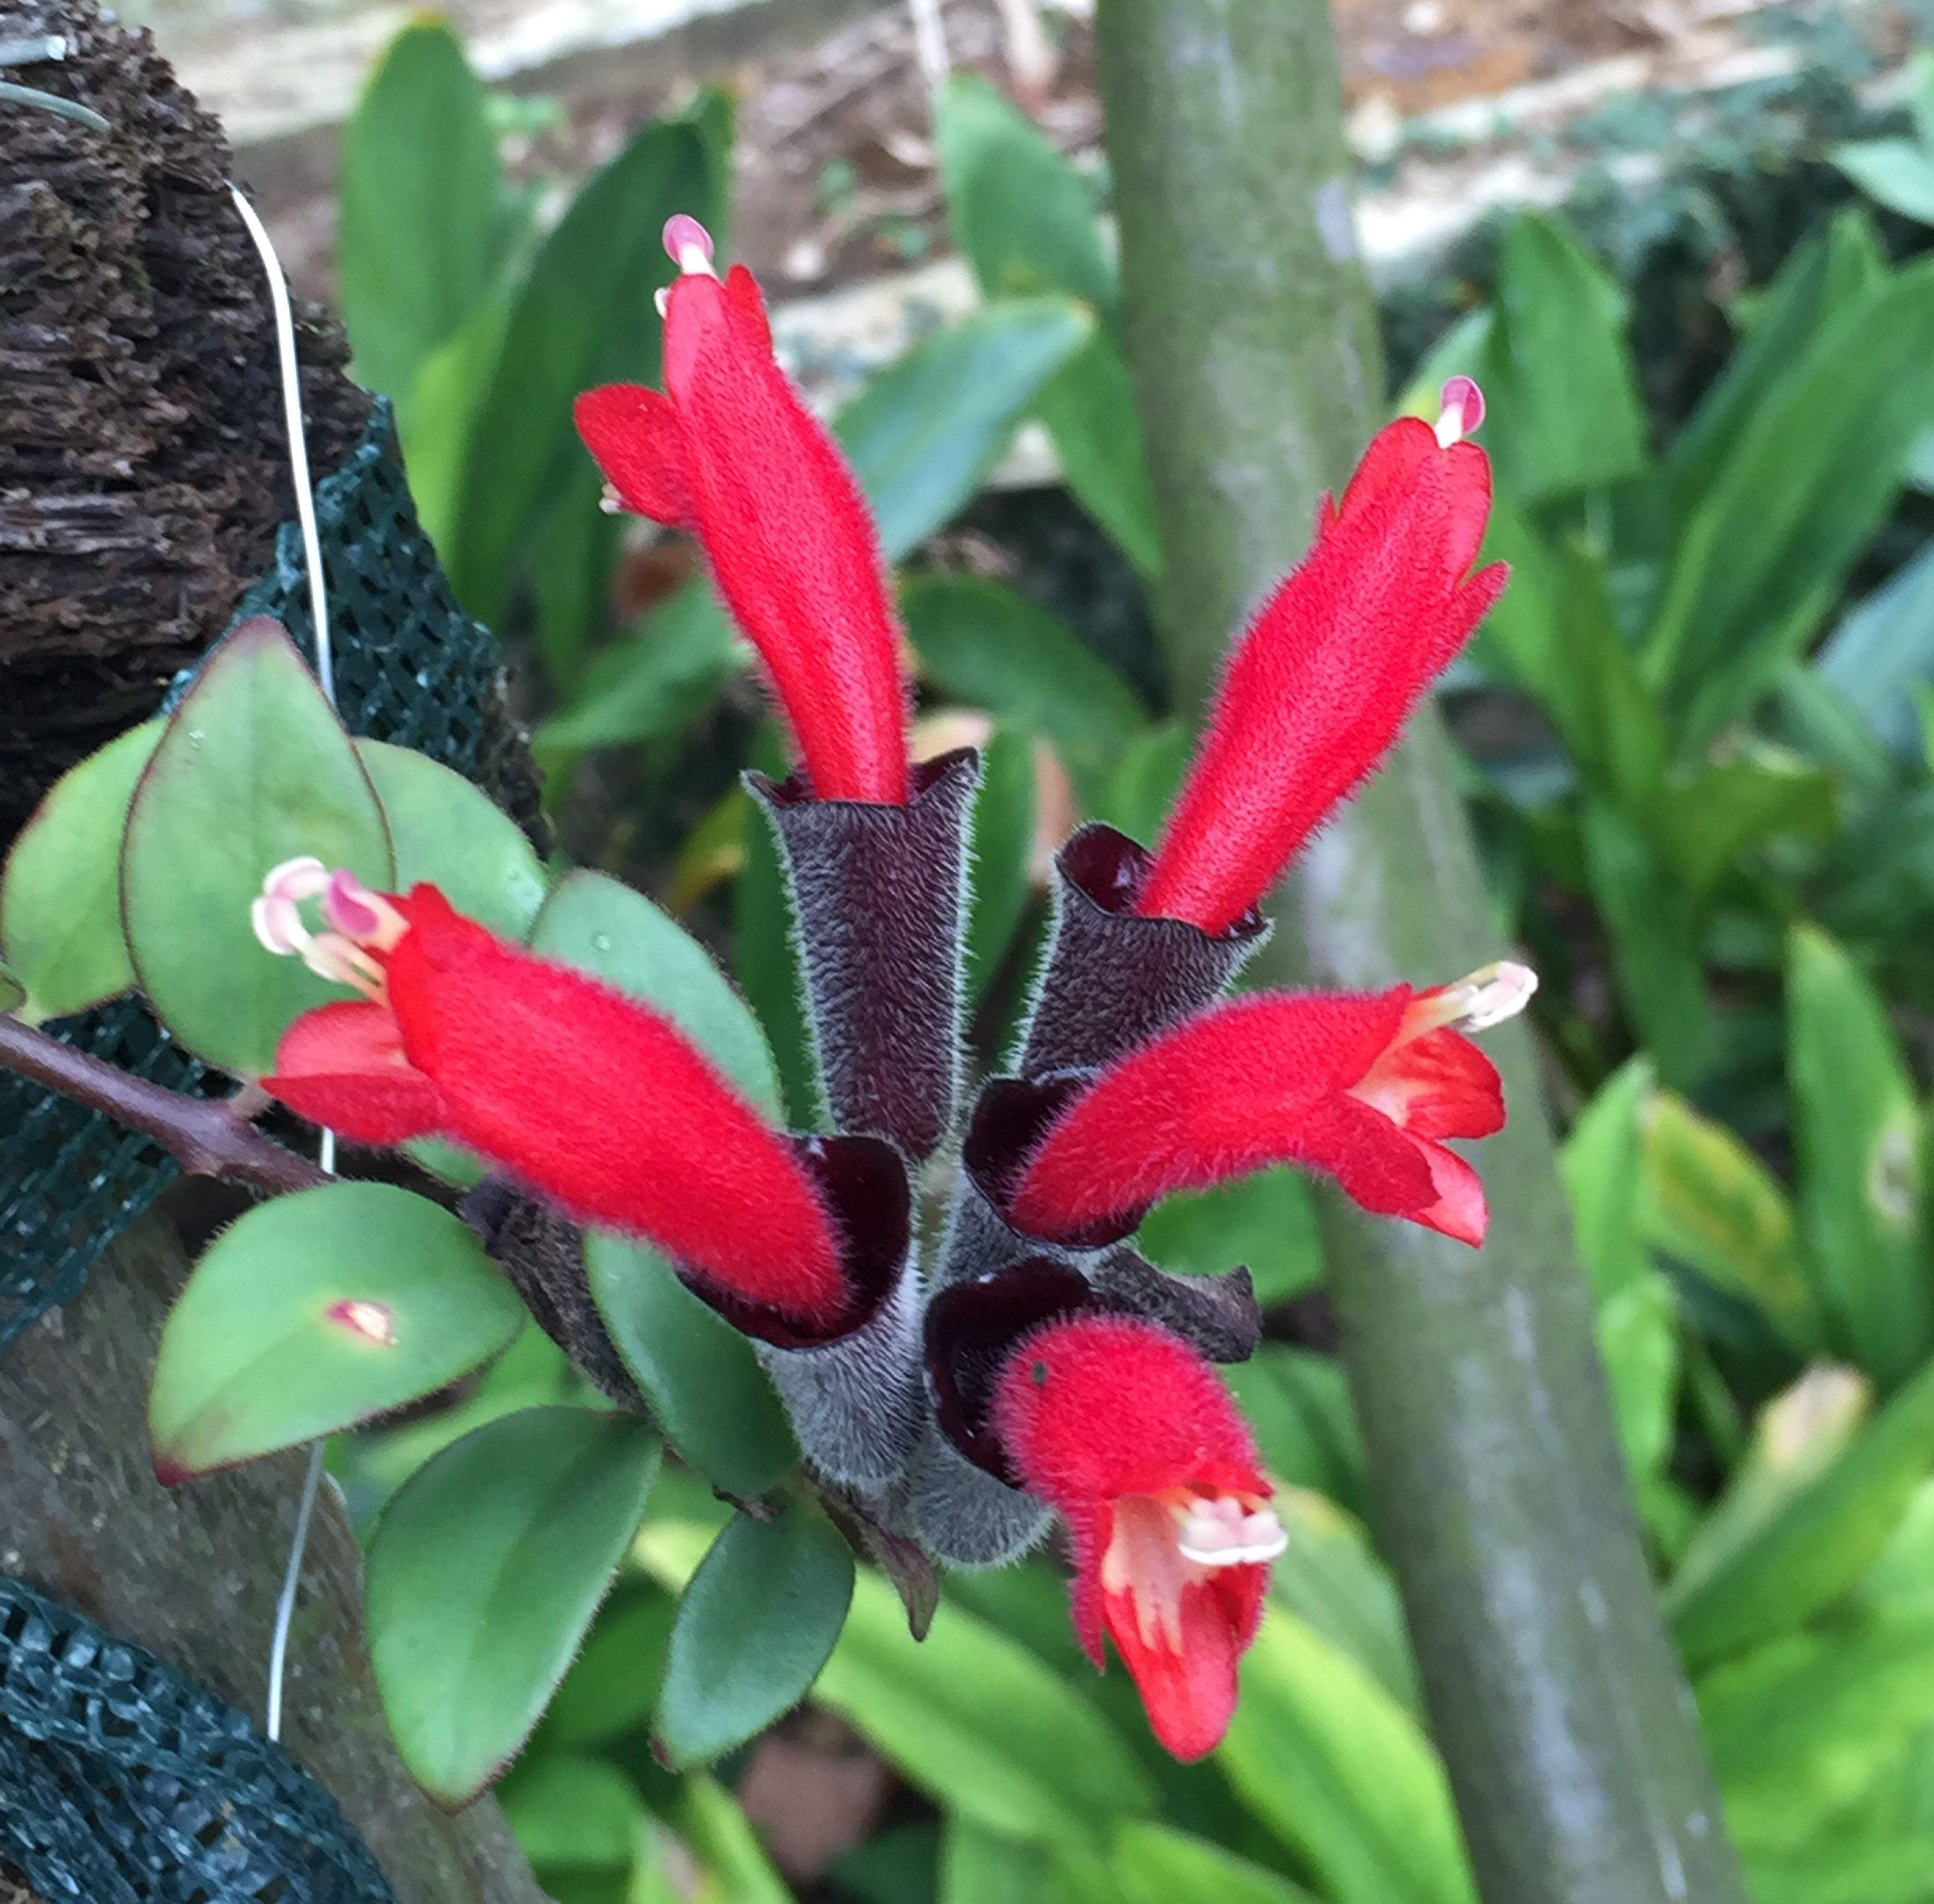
[1096,6,1748,1900]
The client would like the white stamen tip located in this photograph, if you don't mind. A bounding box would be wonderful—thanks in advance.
[653,285,672,319]
[1435,375,1485,447]
[1177,1499,1288,1568]
[1448,960,1538,1033]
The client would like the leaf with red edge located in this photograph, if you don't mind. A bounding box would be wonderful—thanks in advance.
[148,1181,524,1479]
[121,619,393,1077]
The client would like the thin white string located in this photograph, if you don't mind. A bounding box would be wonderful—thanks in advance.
[265,1440,326,1743]
[231,180,339,1742]
[227,183,334,704]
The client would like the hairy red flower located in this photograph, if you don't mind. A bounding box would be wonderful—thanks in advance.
[255,866,847,1327]
[990,1313,1282,1760]
[1008,963,1535,1250]
[1137,380,1506,933]
[575,215,908,804]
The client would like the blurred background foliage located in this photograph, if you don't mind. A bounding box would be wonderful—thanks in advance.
[326,20,1934,1903]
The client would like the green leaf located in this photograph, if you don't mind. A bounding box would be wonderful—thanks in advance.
[536,581,744,756]
[0,960,21,1014]
[965,727,1037,1006]
[148,1181,524,1478]
[1596,1274,1680,1485]
[939,1819,1062,1904]
[366,1405,661,1802]
[396,295,510,556]
[447,111,718,620]
[681,1776,798,1904]
[1639,1087,1822,1349]
[1830,139,1934,225]
[1578,797,1708,1088]
[1701,1611,1934,1857]
[585,1232,796,1497]
[497,1751,644,1871]
[1656,746,1837,898]
[356,740,547,939]
[656,1506,855,1766]
[1817,538,1934,762]
[1668,1356,1934,1668]
[1671,210,1885,515]
[903,575,1147,758]
[1559,1055,1653,1300]
[937,73,1116,314]
[528,460,625,697]
[1,720,159,1021]
[1482,213,1648,505]
[121,619,393,1076]
[536,1585,675,1749]
[1113,1823,1320,1904]
[814,1568,1156,1845]
[836,299,1094,562]
[1222,1346,1369,1521]
[338,20,508,399]
[530,867,778,1112]
[1137,1168,1324,1310]
[1090,722,1191,844]
[1220,1609,1477,1904]
[1789,924,1928,1383]
[1646,256,1934,751]
[1268,1491,1419,1714]
[1033,332,1164,577]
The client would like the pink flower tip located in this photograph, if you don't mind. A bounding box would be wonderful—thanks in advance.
[1436,375,1485,446]
[663,213,716,272]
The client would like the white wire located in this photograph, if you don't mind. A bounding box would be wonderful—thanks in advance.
[231,179,341,1741]
[227,183,334,705]
[266,1440,327,1743]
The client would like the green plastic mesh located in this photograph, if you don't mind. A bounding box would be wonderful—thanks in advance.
[0,399,503,1351]
[0,1575,398,1903]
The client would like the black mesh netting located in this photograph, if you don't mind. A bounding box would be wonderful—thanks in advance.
[0,398,504,1352]
[0,1575,399,1904]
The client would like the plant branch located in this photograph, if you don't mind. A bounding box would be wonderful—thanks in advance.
[0,1012,328,1197]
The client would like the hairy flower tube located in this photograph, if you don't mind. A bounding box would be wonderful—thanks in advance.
[989,1312,1284,1761]
[1007,963,1536,1249]
[1136,378,1507,933]
[575,215,909,804]
[252,862,850,1329]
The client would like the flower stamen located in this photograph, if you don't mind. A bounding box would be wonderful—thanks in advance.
[250,862,406,1002]
[1435,374,1486,448]
[1402,959,1538,1041]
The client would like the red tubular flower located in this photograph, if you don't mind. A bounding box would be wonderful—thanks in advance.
[1007,962,1536,1251]
[252,862,847,1329]
[990,1312,1283,1760]
[1137,378,1507,933]
[575,216,909,804]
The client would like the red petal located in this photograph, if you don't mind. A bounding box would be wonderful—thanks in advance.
[574,384,693,525]
[1105,1570,1263,1761]
[266,1001,446,1144]
[991,1313,1270,1509]
[658,270,908,804]
[1137,420,1501,932]
[1006,990,1412,1238]
[1408,1141,1489,1247]
[1354,1025,1504,1140]
[386,887,849,1327]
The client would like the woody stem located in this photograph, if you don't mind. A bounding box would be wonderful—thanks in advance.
[0,1014,328,1197]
